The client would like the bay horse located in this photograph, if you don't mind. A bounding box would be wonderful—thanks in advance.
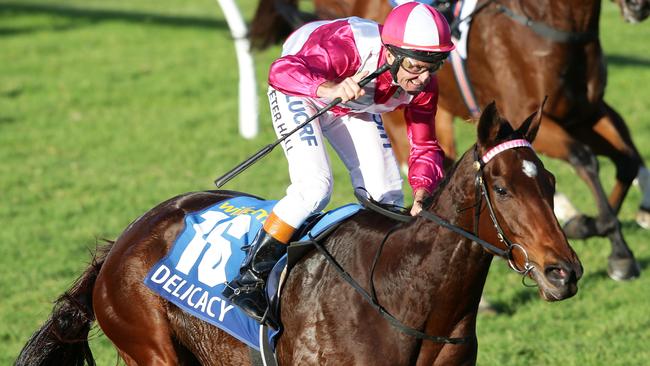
[249,0,648,281]
[16,102,582,365]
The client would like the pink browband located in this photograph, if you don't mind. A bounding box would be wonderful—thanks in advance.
[482,139,533,164]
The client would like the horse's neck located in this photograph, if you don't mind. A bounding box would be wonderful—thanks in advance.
[376,160,492,340]
[425,160,494,306]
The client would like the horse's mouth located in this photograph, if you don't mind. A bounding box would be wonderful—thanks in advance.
[529,262,581,301]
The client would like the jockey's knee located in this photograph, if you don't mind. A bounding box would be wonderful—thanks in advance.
[289,174,333,213]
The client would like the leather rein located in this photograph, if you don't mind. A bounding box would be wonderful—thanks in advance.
[301,140,536,345]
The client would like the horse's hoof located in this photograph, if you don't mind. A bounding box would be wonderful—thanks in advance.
[562,215,597,239]
[636,206,650,230]
[607,257,641,281]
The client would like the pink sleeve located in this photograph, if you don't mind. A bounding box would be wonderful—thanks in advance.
[405,80,445,194]
[268,20,361,97]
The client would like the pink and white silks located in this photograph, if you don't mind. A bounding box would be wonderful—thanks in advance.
[267,17,445,229]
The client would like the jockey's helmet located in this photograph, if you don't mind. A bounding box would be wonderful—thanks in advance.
[381,2,454,67]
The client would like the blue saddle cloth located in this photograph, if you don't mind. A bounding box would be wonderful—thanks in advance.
[144,196,361,350]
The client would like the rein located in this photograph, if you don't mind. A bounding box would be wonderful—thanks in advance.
[305,228,473,344]
[301,139,536,344]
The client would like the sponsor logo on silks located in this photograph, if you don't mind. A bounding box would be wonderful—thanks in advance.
[144,196,277,349]
[389,0,435,7]
[286,95,318,148]
[371,114,392,149]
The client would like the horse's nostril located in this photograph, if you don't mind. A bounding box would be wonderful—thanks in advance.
[545,265,570,285]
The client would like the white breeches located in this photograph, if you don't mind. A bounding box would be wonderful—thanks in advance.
[268,87,404,228]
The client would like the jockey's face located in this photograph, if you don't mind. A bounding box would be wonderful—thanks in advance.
[386,50,440,94]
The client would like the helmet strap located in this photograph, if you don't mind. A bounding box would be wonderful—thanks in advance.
[388,54,404,83]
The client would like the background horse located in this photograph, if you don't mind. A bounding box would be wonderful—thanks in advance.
[17,103,582,365]
[249,0,649,281]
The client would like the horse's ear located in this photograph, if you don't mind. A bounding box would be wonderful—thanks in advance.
[517,96,547,143]
[477,101,512,147]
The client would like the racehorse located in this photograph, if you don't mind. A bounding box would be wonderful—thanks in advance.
[249,0,649,281]
[16,102,582,365]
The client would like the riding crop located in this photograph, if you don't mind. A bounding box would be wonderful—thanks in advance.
[214,63,391,187]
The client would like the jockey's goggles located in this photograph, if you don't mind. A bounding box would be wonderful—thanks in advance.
[385,44,449,81]
[399,57,444,75]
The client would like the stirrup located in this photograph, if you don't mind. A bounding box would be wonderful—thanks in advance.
[224,280,269,321]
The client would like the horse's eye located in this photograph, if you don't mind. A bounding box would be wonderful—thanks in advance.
[494,185,508,196]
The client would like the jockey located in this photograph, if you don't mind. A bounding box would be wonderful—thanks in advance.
[222,2,455,324]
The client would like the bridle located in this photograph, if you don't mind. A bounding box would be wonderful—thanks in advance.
[304,138,539,344]
[417,139,536,276]
[473,139,535,275]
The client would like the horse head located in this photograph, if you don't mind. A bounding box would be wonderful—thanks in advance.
[615,0,650,23]
[462,101,583,301]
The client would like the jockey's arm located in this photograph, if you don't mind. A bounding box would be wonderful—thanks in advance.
[268,21,361,98]
[404,84,446,213]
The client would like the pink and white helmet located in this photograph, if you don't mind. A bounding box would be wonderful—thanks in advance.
[381,2,455,53]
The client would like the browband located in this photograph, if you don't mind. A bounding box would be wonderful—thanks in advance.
[482,139,533,164]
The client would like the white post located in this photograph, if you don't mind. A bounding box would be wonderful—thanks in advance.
[216,0,259,139]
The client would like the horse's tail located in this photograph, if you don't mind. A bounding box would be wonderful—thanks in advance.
[15,243,113,366]
[249,0,317,50]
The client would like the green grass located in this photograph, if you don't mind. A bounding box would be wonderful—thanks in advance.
[1,0,649,364]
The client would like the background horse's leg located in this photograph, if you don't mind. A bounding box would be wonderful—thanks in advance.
[533,114,640,280]
[596,103,650,229]
[589,103,642,212]
[636,166,650,228]
[580,102,642,280]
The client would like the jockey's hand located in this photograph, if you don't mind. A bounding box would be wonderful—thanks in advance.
[410,188,430,216]
[316,71,369,103]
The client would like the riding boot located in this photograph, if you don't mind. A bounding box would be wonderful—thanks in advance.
[222,214,292,324]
